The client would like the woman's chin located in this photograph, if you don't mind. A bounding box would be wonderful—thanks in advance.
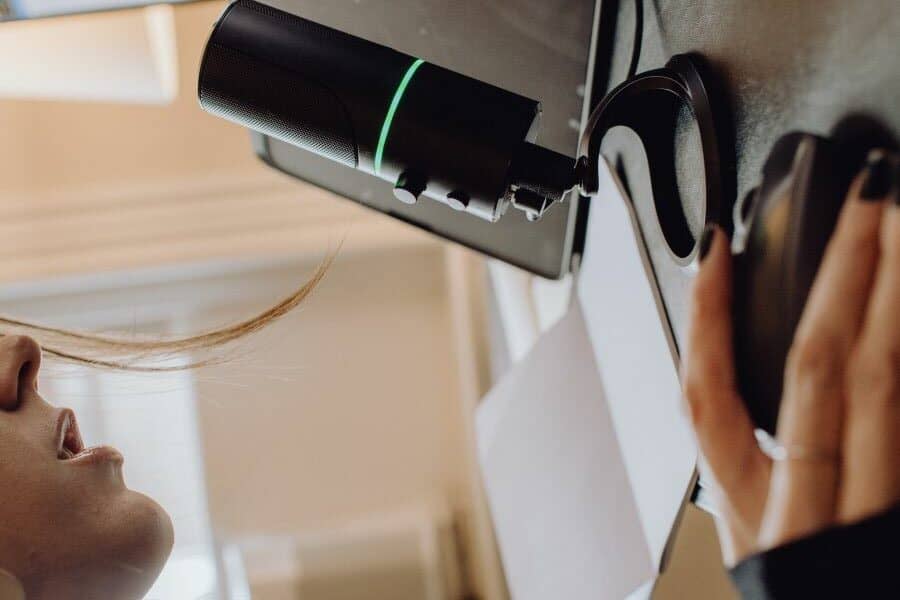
[98,492,174,600]
[117,489,175,579]
[34,490,174,600]
[94,490,174,600]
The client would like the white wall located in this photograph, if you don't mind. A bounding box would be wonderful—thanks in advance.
[191,247,472,538]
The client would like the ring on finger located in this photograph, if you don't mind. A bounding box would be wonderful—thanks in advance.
[769,443,840,463]
[755,430,840,463]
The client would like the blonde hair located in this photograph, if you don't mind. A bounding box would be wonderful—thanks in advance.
[1,254,335,372]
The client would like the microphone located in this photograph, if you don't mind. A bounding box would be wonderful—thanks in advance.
[198,0,576,222]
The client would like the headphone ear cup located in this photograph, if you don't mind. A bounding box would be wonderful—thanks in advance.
[732,131,874,435]
[732,187,760,254]
[732,132,823,434]
[785,137,849,325]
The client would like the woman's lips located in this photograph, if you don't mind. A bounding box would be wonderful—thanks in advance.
[55,409,83,459]
[55,409,124,467]
[66,445,124,467]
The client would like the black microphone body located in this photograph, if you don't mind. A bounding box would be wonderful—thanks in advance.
[199,0,573,221]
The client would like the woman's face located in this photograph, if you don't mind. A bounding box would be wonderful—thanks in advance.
[0,336,173,599]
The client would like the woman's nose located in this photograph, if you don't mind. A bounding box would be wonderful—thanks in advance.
[0,336,42,411]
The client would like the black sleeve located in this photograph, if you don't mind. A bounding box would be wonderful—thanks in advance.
[729,504,900,599]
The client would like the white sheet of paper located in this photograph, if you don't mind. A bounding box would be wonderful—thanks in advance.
[576,161,696,567]
[477,303,654,600]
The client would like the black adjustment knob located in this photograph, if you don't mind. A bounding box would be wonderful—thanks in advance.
[393,170,427,205]
[446,190,470,211]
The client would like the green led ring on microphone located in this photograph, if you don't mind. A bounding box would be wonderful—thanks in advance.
[374,58,426,176]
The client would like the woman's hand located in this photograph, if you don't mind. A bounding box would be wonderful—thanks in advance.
[683,151,899,565]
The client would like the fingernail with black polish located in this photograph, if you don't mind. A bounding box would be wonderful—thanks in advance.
[698,225,716,262]
[860,150,892,201]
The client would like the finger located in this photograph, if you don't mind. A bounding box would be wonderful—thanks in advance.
[696,460,760,566]
[762,152,886,547]
[840,157,900,523]
[715,497,760,567]
[684,226,771,536]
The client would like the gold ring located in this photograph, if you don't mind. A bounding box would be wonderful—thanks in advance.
[769,443,839,463]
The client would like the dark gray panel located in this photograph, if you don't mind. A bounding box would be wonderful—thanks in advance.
[598,0,900,349]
